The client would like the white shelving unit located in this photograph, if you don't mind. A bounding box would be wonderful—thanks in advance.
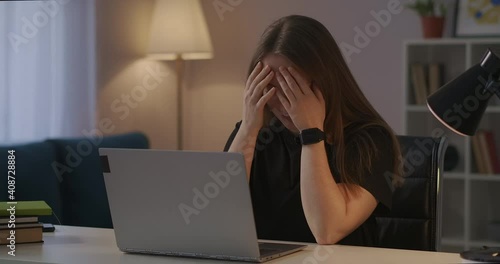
[403,38,500,253]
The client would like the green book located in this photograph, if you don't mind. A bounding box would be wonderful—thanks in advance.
[0,201,52,216]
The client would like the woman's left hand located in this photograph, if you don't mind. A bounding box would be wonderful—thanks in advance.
[276,66,326,131]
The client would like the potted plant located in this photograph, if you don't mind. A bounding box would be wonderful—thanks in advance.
[406,0,447,38]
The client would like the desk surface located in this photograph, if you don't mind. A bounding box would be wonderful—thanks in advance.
[0,225,468,263]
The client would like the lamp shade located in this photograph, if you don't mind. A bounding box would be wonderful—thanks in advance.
[148,0,213,60]
[427,49,500,136]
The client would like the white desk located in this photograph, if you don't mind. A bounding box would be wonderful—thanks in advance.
[0,225,468,263]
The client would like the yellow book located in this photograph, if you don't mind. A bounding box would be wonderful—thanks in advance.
[0,201,52,217]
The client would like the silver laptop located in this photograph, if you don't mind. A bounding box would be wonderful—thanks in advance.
[99,148,306,262]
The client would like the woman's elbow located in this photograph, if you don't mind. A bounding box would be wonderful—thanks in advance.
[314,231,344,245]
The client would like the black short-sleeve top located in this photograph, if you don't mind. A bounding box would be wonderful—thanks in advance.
[223,120,394,246]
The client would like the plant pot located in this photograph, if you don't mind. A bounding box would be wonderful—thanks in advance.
[421,16,445,38]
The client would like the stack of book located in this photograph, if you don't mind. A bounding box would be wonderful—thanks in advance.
[471,130,500,175]
[0,201,52,245]
[410,63,444,105]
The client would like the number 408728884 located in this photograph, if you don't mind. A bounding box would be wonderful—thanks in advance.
[7,150,16,201]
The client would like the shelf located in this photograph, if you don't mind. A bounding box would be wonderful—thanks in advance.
[404,39,500,252]
[407,104,500,113]
[442,180,465,240]
[469,240,500,248]
[405,38,500,46]
[406,105,428,112]
[444,173,466,180]
[442,237,465,247]
[469,174,500,181]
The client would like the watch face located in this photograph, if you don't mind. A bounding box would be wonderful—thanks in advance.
[302,133,320,143]
[300,128,325,145]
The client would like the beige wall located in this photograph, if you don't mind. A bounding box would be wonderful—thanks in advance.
[96,0,178,149]
[97,0,455,150]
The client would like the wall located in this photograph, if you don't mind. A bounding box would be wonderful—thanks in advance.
[97,0,456,150]
[96,0,178,149]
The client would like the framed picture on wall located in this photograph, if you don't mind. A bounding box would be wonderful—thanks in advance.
[454,0,500,37]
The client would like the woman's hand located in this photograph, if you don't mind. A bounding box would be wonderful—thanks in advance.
[276,66,326,131]
[241,61,276,136]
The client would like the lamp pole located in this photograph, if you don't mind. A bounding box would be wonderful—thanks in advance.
[147,0,213,150]
[176,54,185,150]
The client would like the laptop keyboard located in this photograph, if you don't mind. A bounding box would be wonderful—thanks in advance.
[258,242,287,256]
[259,247,280,256]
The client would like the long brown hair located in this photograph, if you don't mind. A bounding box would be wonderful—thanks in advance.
[248,15,403,189]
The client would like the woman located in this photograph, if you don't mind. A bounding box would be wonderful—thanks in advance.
[224,15,402,246]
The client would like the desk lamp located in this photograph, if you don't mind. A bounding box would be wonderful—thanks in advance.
[427,48,500,262]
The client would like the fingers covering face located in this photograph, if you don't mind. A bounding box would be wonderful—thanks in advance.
[288,67,311,95]
[247,62,319,107]
[251,64,272,91]
[276,89,290,110]
[246,61,262,89]
[257,87,276,109]
[276,70,296,103]
[251,71,274,103]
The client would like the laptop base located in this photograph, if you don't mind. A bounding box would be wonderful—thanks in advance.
[121,243,306,263]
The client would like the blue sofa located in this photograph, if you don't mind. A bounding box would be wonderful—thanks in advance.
[0,132,149,228]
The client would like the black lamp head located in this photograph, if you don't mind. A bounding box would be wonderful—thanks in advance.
[426,48,500,136]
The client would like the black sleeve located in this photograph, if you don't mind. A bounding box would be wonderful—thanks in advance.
[223,121,242,151]
[365,127,394,211]
[345,127,394,212]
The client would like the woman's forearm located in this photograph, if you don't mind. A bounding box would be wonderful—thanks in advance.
[300,143,348,244]
[228,128,258,181]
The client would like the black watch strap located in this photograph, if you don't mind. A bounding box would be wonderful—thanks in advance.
[299,128,325,145]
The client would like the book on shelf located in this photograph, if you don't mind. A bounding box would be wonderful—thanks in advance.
[483,130,500,174]
[409,62,446,105]
[472,130,500,175]
[428,63,444,96]
[477,130,494,174]
[471,133,487,174]
[410,63,428,105]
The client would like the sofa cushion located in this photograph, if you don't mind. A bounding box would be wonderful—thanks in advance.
[48,132,149,228]
[0,141,62,224]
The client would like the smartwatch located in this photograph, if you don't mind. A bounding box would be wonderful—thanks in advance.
[299,128,325,145]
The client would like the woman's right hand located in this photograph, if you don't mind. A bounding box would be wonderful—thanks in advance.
[241,61,276,136]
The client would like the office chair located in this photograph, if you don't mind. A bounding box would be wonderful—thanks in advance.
[375,136,448,251]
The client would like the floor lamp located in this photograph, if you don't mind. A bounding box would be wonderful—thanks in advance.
[147,0,213,150]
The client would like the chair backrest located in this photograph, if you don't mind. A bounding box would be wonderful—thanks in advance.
[375,136,447,251]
